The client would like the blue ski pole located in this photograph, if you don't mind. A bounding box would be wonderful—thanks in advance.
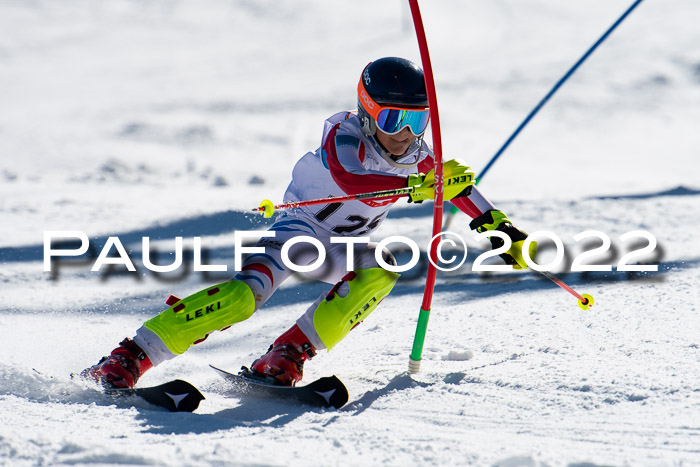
[444,0,645,229]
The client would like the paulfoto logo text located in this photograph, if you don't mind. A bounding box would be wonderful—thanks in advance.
[43,230,659,277]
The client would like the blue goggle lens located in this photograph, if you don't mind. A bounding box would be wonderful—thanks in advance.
[376,108,430,136]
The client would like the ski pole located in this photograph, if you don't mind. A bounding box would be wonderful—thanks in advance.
[539,270,594,310]
[252,187,416,218]
[443,0,645,230]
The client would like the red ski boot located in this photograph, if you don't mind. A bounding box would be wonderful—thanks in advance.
[250,324,316,386]
[80,338,153,389]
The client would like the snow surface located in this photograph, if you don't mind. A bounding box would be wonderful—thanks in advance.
[1,0,700,465]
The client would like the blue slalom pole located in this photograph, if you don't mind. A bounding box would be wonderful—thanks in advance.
[445,0,645,225]
[476,0,645,184]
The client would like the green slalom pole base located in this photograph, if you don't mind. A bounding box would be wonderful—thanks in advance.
[408,307,431,374]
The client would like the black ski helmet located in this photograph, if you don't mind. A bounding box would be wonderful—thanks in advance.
[357,57,428,137]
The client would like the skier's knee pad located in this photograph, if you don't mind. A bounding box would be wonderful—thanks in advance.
[312,267,399,349]
[144,280,255,355]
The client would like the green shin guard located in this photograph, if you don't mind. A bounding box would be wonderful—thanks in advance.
[144,280,255,355]
[313,268,400,349]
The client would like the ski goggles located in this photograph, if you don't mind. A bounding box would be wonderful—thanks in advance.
[358,81,430,136]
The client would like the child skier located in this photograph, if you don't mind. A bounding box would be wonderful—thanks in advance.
[82,57,536,388]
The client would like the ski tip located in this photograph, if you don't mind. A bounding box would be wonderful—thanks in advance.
[327,376,349,409]
[154,379,205,412]
[307,375,349,409]
[211,364,349,409]
[129,379,204,413]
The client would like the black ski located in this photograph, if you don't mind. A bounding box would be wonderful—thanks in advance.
[104,379,204,412]
[211,365,348,409]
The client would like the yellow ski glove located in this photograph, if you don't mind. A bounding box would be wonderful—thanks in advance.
[407,159,475,203]
[469,209,537,270]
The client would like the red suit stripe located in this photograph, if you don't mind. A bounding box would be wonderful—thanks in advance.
[451,196,484,218]
[324,124,407,195]
[241,263,275,288]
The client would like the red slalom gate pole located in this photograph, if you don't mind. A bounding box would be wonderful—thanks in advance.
[407,0,444,373]
[404,1,596,373]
